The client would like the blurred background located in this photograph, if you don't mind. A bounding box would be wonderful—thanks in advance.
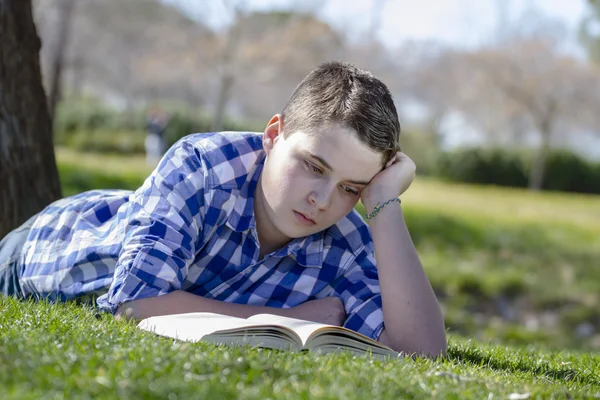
[33,0,600,351]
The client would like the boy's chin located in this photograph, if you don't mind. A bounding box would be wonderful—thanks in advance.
[273,211,332,239]
[282,223,327,239]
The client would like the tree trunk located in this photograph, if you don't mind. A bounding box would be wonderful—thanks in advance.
[528,123,551,191]
[0,0,62,238]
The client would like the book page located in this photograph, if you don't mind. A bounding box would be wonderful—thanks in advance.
[139,312,397,357]
[138,312,302,348]
[247,314,396,355]
[138,312,260,341]
[247,314,336,345]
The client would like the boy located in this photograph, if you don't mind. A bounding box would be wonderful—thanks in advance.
[0,62,446,357]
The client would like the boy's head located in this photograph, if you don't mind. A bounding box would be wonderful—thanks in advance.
[255,62,402,249]
[281,61,401,167]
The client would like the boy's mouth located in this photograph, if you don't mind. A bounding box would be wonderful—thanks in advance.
[294,211,316,226]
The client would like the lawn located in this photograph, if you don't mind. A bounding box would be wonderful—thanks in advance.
[2,147,597,398]
[1,297,599,399]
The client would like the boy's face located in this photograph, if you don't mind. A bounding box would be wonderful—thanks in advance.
[256,115,383,245]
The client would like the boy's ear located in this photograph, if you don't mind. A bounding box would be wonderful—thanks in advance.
[263,114,283,153]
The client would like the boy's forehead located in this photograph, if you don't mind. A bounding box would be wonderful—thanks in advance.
[287,128,383,180]
[291,127,378,155]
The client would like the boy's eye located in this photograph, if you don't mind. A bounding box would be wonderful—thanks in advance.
[342,186,360,196]
[304,161,323,175]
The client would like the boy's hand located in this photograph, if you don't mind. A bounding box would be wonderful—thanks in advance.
[361,151,416,213]
[288,297,346,326]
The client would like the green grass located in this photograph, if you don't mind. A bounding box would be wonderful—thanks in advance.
[403,177,600,233]
[57,148,150,196]
[1,297,599,399]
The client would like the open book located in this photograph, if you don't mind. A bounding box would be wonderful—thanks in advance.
[138,312,399,359]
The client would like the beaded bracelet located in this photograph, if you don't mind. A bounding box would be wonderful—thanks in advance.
[365,197,401,220]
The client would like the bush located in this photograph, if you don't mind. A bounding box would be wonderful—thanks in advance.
[542,150,600,194]
[54,98,264,152]
[64,130,147,154]
[434,147,600,194]
[55,98,121,135]
[58,162,145,197]
[435,148,528,187]
[399,130,441,176]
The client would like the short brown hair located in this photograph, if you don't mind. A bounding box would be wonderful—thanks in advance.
[281,61,401,166]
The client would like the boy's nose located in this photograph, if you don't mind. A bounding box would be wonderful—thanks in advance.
[308,184,334,211]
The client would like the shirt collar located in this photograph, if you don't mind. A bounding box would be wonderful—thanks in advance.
[273,231,325,268]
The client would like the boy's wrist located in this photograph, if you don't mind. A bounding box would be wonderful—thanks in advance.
[362,194,400,216]
[364,197,401,220]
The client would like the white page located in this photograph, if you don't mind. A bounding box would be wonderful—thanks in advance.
[247,314,334,345]
[138,312,283,342]
[248,314,395,352]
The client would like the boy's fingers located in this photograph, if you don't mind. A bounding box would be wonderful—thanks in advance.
[385,154,398,168]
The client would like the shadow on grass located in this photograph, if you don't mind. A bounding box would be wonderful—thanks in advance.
[448,344,599,387]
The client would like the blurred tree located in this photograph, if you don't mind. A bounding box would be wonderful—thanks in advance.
[232,9,344,119]
[212,0,246,131]
[579,0,600,64]
[406,43,460,145]
[0,0,61,238]
[46,0,76,122]
[416,36,600,191]
[460,39,600,190]
[35,0,213,109]
[33,0,346,125]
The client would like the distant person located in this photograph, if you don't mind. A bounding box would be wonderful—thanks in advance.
[0,62,446,358]
[145,106,169,166]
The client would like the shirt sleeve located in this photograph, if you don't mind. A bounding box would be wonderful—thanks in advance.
[96,139,208,314]
[331,249,385,341]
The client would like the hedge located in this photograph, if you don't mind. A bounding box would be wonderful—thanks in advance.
[435,148,600,194]
[54,99,264,151]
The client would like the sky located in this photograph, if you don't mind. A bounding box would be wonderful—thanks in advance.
[166,0,589,54]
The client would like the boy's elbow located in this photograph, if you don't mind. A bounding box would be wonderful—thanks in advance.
[423,336,447,359]
[402,338,447,359]
[406,341,447,360]
[114,303,136,321]
[415,331,447,359]
[415,319,448,358]
[382,328,447,359]
[114,297,152,321]
[114,291,184,321]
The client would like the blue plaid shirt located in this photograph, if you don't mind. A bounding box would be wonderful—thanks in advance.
[19,132,384,340]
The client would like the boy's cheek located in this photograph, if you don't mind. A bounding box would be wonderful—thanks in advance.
[332,197,359,219]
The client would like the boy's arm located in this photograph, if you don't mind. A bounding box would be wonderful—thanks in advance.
[361,153,446,358]
[97,139,208,315]
[115,290,347,326]
[368,204,446,357]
